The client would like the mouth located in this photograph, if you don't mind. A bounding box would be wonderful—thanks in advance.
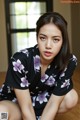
[44,51,52,57]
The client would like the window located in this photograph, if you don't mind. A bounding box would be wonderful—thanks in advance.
[5,0,53,62]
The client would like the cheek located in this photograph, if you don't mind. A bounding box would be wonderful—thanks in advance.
[38,43,43,52]
[58,41,63,49]
[54,44,62,53]
[58,44,62,51]
[38,40,44,49]
[37,38,41,45]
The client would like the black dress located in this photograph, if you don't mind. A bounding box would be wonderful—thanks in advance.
[0,45,77,120]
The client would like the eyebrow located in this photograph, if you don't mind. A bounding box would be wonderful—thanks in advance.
[39,33,61,38]
[39,34,46,37]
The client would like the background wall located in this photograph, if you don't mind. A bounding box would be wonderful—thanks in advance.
[54,0,72,50]
[53,0,80,68]
[54,0,80,69]
[0,0,8,72]
[71,4,80,68]
[0,0,80,72]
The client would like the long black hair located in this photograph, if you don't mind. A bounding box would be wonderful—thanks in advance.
[36,12,71,71]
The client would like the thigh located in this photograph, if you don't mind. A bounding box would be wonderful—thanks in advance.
[0,100,22,120]
[58,89,78,113]
[63,89,78,107]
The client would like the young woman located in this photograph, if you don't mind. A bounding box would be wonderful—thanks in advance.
[0,12,78,120]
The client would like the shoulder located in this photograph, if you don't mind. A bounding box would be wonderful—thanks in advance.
[11,45,37,61]
[10,45,39,67]
[70,54,77,61]
[68,54,77,66]
[63,54,77,76]
[9,48,32,68]
[58,54,77,79]
[64,54,77,72]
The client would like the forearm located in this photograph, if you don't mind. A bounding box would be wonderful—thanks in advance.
[22,105,36,120]
[41,103,58,120]
[14,89,36,120]
[40,94,64,120]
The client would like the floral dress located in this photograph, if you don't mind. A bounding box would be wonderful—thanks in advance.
[0,45,77,120]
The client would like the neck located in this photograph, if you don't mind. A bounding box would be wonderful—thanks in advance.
[40,55,53,76]
[40,56,52,67]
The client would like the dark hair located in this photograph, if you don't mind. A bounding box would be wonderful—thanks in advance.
[36,12,70,71]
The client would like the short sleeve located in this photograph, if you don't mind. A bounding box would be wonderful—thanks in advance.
[52,54,77,96]
[5,52,30,90]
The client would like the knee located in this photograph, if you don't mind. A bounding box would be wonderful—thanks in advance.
[0,102,8,112]
[0,101,21,120]
[65,89,78,110]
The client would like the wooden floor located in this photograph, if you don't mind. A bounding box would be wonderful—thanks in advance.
[0,68,80,120]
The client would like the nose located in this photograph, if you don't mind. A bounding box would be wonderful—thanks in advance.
[46,40,51,49]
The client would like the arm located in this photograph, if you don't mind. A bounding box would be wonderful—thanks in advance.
[41,94,64,120]
[41,55,77,120]
[14,89,36,120]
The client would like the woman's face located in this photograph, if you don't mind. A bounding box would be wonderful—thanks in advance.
[37,23,63,63]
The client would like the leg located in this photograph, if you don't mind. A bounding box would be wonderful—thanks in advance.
[58,89,78,113]
[0,100,22,120]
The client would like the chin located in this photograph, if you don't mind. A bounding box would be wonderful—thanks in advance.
[43,56,54,62]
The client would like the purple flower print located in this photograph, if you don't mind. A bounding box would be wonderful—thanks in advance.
[32,96,36,106]
[45,76,55,86]
[41,74,49,82]
[61,79,70,88]
[72,55,77,65]
[12,59,24,73]
[36,92,49,104]
[36,116,41,120]
[7,86,11,93]
[59,68,67,79]
[12,98,17,103]
[20,76,29,87]
[34,55,40,72]
[21,49,29,57]
[73,55,77,61]
[0,88,2,93]
[59,72,65,78]
[0,84,4,93]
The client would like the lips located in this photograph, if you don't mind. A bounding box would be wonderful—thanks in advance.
[44,51,52,57]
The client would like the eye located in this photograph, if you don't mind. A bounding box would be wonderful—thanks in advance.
[53,39,60,43]
[40,36,46,41]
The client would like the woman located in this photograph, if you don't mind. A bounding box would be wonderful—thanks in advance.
[0,12,78,120]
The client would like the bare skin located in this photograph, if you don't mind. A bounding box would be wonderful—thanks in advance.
[0,100,22,120]
[0,89,78,120]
